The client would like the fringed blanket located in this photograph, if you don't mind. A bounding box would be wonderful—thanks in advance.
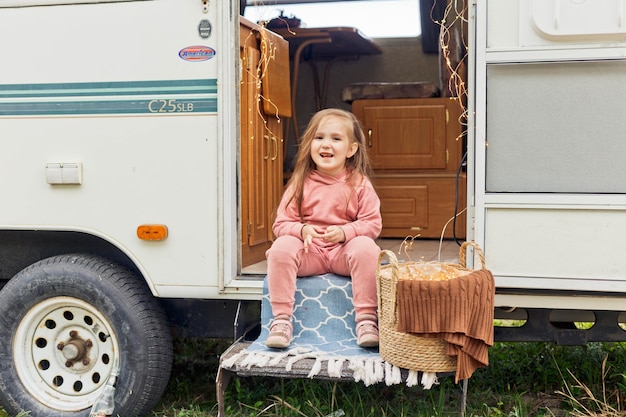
[220,274,439,388]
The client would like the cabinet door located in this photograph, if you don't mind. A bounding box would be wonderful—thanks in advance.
[241,44,272,266]
[355,100,448,170]
[240,21,288,268]
[376,175,466,239]
[375,181,428,230]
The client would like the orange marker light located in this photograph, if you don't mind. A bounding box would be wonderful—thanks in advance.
[137,224,168,241]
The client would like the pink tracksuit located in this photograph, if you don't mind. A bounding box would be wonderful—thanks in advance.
[266,169,382,320]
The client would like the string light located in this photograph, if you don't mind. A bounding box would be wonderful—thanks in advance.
[437,0,468,143]
[240,25,285,144]
[395,233,469,281]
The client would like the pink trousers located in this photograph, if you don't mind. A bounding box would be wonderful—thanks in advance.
[266,235,380,320]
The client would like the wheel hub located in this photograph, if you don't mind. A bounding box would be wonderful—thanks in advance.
[58,333,92,367]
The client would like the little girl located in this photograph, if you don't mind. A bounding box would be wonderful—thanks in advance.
[265,108,382,349]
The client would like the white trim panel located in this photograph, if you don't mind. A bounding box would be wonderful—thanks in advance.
[486,207,626,292]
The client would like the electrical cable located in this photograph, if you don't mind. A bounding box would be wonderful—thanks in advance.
[453,150,468,246]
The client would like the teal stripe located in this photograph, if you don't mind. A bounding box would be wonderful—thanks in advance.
[0,79,217,98]
[0,79,218,115]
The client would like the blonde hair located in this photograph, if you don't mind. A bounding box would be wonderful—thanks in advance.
[284,108,372,220]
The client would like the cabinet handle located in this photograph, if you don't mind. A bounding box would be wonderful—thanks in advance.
[264,135,270,160]
[367,129,372,147]
[271,136,278,161]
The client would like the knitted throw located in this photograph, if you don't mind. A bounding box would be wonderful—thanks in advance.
[395,269,495,381]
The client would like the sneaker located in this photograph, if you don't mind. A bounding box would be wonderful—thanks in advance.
[356,318,379,348]
[265,315,293,349]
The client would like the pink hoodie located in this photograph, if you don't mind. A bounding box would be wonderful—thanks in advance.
[273,169,382,245]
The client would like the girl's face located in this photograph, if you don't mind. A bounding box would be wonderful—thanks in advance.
[310,115,358,177]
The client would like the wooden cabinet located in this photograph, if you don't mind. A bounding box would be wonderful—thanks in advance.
[240,18,291,267]
[352,98,466,239]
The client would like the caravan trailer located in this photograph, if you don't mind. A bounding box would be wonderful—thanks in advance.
[1,0,626,415]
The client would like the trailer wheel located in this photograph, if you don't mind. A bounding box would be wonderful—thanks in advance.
[0,254,173,417]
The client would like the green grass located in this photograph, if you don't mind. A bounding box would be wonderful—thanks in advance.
[150,338,626,416]
[2,338,626,416]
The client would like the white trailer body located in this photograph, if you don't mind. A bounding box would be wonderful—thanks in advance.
[0,0,249,299]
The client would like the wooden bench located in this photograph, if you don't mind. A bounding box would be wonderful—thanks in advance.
[217,341,468,417]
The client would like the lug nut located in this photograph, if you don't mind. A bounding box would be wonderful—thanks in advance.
[57,342,65,350]
[65,361,73,368]
[69,330,77,338]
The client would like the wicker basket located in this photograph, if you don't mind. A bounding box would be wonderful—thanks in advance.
[376,241,486,372]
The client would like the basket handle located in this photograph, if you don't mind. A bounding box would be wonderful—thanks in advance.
[377,250,401,286]
[459,241,486,269]
[377,249,399,271]
[376,250,400,324]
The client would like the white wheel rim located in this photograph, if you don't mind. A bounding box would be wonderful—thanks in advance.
[13,296,119,412]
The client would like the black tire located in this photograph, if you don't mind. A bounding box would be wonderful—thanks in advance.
[0,254,173,417]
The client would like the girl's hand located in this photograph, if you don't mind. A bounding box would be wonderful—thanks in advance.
[321,225,346,244]
[301,224,322,253]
